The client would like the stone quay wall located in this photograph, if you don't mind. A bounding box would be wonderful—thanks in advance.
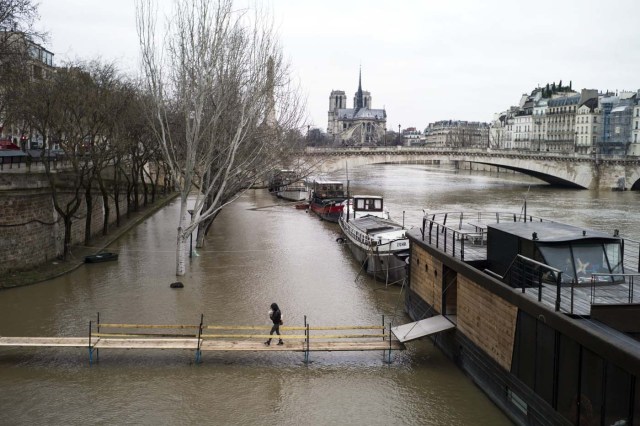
[0,173,134,273]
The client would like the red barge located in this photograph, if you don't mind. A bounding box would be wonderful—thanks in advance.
[308,180,346,222]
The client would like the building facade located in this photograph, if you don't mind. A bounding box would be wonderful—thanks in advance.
[0,32,55,149]
[424,120,489,149]
[491,84,640,156]
[631,101,640,156]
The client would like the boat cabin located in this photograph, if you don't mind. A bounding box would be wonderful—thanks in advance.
[312,180,345,199]
[352,195,383,213]
[487,221,624,285]
[269,169,298,192]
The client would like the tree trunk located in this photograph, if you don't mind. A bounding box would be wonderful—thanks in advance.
[175,206,189,276]
[102,192,110,236]
[196,221,207,248]
[141,165,149,206]
[84,186,93,245]
[63,217,72,260]
[126,183,133,218]
[114,190,121,227]
[196,210,219,248]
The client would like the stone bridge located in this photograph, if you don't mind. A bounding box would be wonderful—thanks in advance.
[304,147,640,190]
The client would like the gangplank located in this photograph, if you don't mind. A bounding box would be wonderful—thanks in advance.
[0,314,405,365]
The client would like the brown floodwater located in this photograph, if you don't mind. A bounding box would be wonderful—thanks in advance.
[2,163,639,425]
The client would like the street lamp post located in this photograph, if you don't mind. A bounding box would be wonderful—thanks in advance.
[398,124,401,146]
[188,209,194,258]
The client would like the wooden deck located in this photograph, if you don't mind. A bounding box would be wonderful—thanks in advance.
[520,281,640,316]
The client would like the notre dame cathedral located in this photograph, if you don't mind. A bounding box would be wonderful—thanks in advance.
[327,70,387,145]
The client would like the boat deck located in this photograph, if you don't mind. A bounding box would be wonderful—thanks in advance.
[350,216,403,234]
[519,280,640,316]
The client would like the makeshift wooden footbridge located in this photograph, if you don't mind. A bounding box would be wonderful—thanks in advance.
[0,314,405,365]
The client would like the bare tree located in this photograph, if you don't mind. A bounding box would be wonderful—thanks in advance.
[14,65,96,259]
[137,0,306,276]
[80,62,134,238]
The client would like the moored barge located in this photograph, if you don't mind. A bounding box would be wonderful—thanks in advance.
[339,195,409,285]
[399,211,640,425]
[308,180,347,222]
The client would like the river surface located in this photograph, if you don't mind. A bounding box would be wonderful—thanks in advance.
[2,164,640,425]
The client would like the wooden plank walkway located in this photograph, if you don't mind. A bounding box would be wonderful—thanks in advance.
[0,337,403,352]
[0,318,405,364]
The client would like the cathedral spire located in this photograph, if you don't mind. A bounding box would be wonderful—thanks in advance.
[355,66,363,111]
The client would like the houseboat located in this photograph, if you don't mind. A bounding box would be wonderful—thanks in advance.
[308,180,347,222]
[268,170,308,201]
[277,181,308,202]
[339,195,409,285]
[396,211,640,426]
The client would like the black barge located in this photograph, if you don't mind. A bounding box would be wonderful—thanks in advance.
[401,211,640,426]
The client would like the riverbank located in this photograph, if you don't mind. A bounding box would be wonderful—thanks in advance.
[0,193,179,289]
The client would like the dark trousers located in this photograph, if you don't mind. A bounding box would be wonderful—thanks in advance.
[267,323,281,342]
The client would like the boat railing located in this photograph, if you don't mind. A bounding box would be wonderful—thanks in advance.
[501,255,566,312]
[501,257,640,315]
[590,273,639,305]
[419,211,543,261]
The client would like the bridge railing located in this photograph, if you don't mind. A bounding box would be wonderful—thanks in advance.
[303,146,640,164]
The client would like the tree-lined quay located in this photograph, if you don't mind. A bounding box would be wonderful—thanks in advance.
[0,0,313,277]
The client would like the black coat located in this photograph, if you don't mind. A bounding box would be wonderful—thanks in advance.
[271,309,281,324]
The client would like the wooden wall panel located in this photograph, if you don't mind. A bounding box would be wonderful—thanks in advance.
[457,275,518,370]
[410,246,442,313]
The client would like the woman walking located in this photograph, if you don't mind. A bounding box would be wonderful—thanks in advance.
[264,303,284,346]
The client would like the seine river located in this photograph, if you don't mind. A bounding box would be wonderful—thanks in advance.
[1,163,639,425]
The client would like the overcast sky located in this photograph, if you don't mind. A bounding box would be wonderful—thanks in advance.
[37,0,640,132]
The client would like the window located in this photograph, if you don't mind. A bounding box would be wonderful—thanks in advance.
[635,386,640,426]
[511,311,536,388]
[604,363,632,425]
[537,241,623,284]
[557,335,580,423]
[535,321,556,404]
[580,348,604,424]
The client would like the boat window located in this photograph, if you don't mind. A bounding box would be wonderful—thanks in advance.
[604,242,623,274]
[373,199,382,210]
[537,242,623,284]
[572,244,614,283]
[537,245,575,284]
[356,199,365,209]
